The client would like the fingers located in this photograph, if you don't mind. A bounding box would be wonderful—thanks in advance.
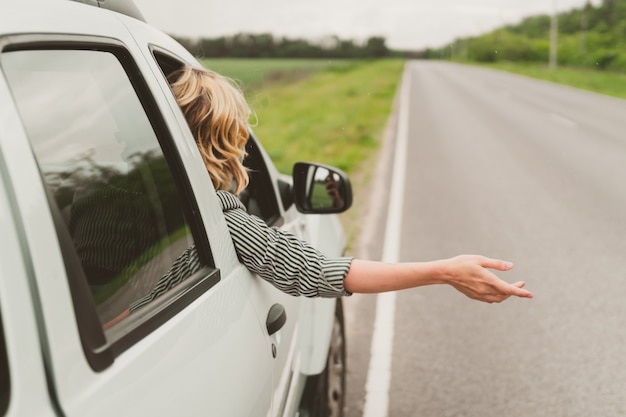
[490,278,533,299]
[479,256,514,271]
[509,284,533,298]
[479,277,533,301]
[490,283,533,300]
[477,258,533,299]
[450,255,534,302]
[475,288,532,303]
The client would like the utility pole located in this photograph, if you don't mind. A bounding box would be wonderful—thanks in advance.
[549,0,558,69]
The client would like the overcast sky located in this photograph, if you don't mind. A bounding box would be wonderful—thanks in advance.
[133,0,599,50]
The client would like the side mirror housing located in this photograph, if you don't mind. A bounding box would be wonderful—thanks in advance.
[292,162,353,214]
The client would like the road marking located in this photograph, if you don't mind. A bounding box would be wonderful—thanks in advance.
[362,63,412,417]
[549,112,578,129]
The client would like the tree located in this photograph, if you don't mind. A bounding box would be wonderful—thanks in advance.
[364,36,389,58]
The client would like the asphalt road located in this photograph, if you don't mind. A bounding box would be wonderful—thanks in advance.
[344,61,626,417]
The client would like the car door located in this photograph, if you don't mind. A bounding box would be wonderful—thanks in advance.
[238,133,305,416]
[139,39,306,415]
[0,12,276,416]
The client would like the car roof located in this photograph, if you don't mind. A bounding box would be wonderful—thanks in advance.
[69,0,146,22]
[0,0,146,39]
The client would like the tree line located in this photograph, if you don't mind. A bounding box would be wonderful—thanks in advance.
[173,33,396,59]
[429,0,626,72]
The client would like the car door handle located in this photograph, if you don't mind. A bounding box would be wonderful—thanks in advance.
[266,303,287,336]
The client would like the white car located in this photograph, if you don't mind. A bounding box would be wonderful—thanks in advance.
[0,1,353,416]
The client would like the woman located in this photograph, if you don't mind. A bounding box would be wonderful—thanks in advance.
[165,64,533,304]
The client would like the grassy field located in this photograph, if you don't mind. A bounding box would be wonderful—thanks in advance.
[474,61,626,99]
[199,58,405,175]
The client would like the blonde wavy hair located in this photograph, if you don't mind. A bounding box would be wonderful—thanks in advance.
[168,66,251,194]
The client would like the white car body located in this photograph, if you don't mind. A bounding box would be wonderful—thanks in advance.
[0,2,349,416]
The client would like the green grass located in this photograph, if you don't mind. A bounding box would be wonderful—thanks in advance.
[475,61,626,99]
[254,59,404,174]
[200,59,405,175]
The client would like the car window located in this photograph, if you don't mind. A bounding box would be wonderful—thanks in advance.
[1,48,217,347]
[241,135,282,225]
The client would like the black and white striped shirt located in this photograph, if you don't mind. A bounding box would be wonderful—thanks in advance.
[217,190,353,298]
[130,191,352,311]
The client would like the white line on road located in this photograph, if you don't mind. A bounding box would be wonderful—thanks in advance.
[362,63,412,417]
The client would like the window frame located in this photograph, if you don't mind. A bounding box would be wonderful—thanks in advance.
[1,35,220,371]
[0,311,9,415]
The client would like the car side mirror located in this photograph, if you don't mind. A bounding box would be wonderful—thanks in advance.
[292,162,353,214]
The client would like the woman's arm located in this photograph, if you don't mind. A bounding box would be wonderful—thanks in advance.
[343,255,532,303]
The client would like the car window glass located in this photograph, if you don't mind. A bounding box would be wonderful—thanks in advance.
[2,49,204,331]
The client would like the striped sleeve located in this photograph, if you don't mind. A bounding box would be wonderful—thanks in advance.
[216,191,353,298]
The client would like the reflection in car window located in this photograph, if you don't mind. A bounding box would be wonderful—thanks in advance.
[2,49,202,330]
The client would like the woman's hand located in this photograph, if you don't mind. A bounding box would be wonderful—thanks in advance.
[441,255,532,303]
